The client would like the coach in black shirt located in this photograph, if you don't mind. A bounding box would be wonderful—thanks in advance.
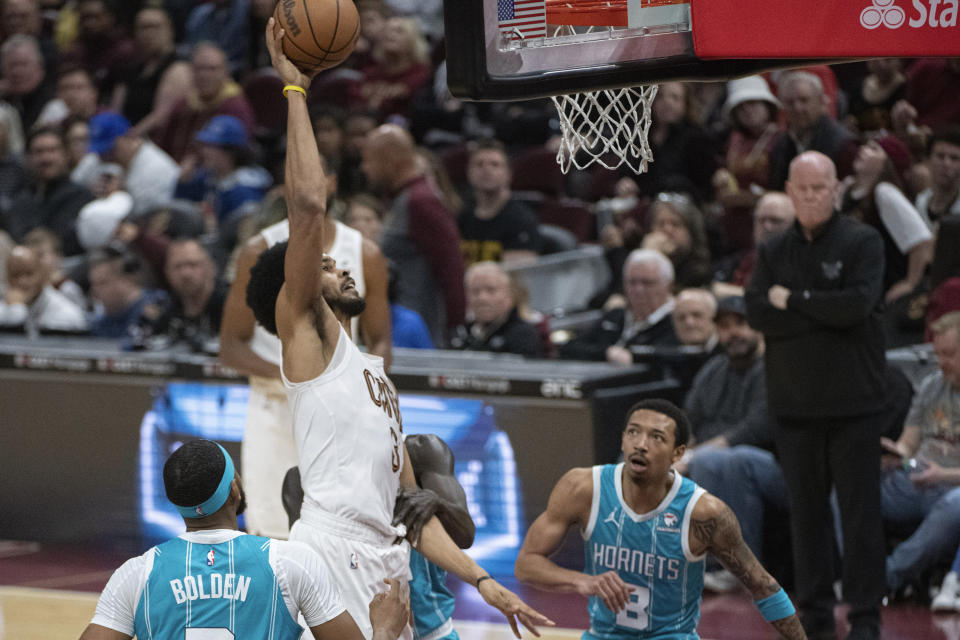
[746,151,887,640]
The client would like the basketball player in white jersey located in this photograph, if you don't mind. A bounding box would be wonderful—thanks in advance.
[220,155,392,540]
[78,439,409,640]
[243,20,554,640]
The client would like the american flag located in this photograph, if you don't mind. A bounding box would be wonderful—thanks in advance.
[497,0,547,40]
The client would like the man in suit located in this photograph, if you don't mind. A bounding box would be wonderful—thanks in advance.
[560,249,678,364]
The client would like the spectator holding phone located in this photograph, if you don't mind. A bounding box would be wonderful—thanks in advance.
[881,311,960,601]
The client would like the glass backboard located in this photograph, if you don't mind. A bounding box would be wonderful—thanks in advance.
[444,0,819,100]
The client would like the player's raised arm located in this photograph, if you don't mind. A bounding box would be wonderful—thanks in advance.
[263,19,330,325]
[515,468,633,614]
[689,494,808,640]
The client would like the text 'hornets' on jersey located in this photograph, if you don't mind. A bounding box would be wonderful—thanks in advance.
[589,542,682,582]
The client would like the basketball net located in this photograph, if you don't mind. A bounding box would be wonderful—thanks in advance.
[539,1,681,174]
[551,84,658,174]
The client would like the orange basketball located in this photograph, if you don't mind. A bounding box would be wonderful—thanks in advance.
[273,0,360,73]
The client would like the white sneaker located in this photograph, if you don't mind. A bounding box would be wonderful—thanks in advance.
[703,569,739,593]
[931,572,960,612]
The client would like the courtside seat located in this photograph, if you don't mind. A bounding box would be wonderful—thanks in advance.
[307,68,363,110]
[511,146,565,197]
[537,198,596,243]
[439,142,471,193]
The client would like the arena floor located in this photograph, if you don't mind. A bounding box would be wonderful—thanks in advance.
[1,540,957,639]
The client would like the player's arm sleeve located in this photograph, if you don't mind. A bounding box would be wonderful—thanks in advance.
[90,555,149,635]
[275,541,347,627]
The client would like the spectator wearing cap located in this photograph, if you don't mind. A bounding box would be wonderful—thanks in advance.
[675,294,787,591]
[1,125,93,256]
[716,75,782,201]
[712,75,781,252]
[840,140,934,305]
[0,244,88,336]
[75,111,180,216]
[75,163,134,251]
[174,114,271,246]
[153,42,255,163]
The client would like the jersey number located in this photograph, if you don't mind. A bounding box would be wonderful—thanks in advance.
[185,629,234,639]
[615,583,651,631]
[390,427,401,472]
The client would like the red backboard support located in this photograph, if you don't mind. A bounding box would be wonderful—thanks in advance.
[690,0,960,59]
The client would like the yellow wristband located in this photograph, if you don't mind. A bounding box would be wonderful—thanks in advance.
[283,85,306,99]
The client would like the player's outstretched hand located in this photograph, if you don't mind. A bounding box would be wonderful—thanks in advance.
[369,578,409,640]
[478,578,555,638]
[575,570,634,613]
[264,17,315,89]
[392,486,440,547]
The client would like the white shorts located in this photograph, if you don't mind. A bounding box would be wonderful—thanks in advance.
[242,377,298,539]
[290,507,412,640]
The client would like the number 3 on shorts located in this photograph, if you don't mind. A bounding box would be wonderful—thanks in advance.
[186,629,234,639]
[615,583,650,631]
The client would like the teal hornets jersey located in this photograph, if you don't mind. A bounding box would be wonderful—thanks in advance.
[409,548,459,640]
[133,534,303,639]
[582,464,706,640]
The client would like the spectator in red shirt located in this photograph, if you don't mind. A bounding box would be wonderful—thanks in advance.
[64,0,136,98]
[361,124,464,346]
[350,17,431,119]
[153,42,255,162]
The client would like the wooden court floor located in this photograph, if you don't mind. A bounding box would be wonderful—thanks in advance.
[2,540,959,639]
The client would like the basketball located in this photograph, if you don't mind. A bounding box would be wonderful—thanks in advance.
[273,0,360,73]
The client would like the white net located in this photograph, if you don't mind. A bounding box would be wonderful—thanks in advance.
[551,84,659,174]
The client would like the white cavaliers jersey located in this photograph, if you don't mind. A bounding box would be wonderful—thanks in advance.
[281,327,403,537]
[250,219,366,366]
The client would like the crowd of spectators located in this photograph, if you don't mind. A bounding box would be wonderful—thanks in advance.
[1,0,959,625]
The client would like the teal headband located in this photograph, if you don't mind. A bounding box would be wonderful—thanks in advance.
[176,444,235,519]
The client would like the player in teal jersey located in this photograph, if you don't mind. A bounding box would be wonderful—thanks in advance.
[394,434,475,640]
[516,399,808,640]
[79,439,409,640]
[282,434,475,640]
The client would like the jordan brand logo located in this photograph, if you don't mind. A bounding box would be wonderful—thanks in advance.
[604,508,621,531]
